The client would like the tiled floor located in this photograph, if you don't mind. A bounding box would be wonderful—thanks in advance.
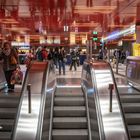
[56,65,82,86]
[1,63,139,95]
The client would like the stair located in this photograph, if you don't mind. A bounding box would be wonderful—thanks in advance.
[120,93,140,139]
[52,87,88,140]
[0,92,20,140]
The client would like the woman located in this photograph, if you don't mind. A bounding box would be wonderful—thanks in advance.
[0,42,18,92]
[58,47,66,75]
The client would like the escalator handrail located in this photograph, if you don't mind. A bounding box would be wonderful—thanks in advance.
[90,63,106,140]
[35,61,56,140]
[81,86,92,140]
[48,83,56,140]
[35,61,52,140]
[107,61,131,140]
[11,63,32,140]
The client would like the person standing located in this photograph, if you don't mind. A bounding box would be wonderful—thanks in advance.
[0,42,18,92]
[58,47,66,75]
[69,49,77,71]
[36,47,43,61]
[53,47,59,69]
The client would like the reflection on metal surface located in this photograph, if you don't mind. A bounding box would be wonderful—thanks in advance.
[94,68,128,140]
[82,60,129,140]
[126,56,140,90]
[13,62,48,140]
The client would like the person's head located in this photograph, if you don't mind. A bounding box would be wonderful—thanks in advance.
[3,42,12,56]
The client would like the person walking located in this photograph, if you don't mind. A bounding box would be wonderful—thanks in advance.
[0,42,18,92]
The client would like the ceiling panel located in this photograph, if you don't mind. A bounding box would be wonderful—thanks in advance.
[0,0,139,38]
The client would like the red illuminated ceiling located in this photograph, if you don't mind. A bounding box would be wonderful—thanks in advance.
[0,0,139,38]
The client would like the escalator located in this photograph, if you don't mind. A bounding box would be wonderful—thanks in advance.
[37,64,101,140]
[37,60,130,140]
[0,63,22,140]
[52,87,88,140]
[42,86,91,140]
[114,56,140,140]
[82,60,130,140]
[120,93,140,139]
[0,92,20,140]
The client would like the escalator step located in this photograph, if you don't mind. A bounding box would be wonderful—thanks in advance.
[126,113,140,124]
[0,119,14,131]
[120,95,140,103]
[54,106,86,117]
[55,92,83,97]
[131,138,140,140]
[122,103,140,113]
[0,108,16,119]
[52,129,88,140]
[54,97,85,106]
[53,117,87,129]
[128,125,140,137]
[0,93,20,99]
[0,132,11,140]
[0,99,19,108]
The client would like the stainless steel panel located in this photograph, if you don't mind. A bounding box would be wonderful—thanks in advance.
[13,62,48,140]
[126,56,140,90]
[82,60,129,140]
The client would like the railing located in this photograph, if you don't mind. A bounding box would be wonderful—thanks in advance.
[35,61,50,140]
[81,61,105,140]
[35,61,56,140]
[90,64,106,140]
[107,61,131,140]
[81,65,92,140]
[12,61,48,140]
[11,62,31,140]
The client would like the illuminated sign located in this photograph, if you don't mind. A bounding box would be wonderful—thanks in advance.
[102,25,135,42]
[11,42,30,46]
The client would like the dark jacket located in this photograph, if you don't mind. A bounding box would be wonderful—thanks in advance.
[0,48,18,71]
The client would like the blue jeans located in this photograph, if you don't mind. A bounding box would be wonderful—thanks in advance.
[58,60,65,75]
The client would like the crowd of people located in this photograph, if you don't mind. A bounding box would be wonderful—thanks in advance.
[0,41,130,93]
[98,48,129,65]
[26,47,81,75]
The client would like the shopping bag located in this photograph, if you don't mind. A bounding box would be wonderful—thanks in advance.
[11,68,23,85]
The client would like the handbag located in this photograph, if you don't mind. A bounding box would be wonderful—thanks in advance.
[10,56,17,65]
